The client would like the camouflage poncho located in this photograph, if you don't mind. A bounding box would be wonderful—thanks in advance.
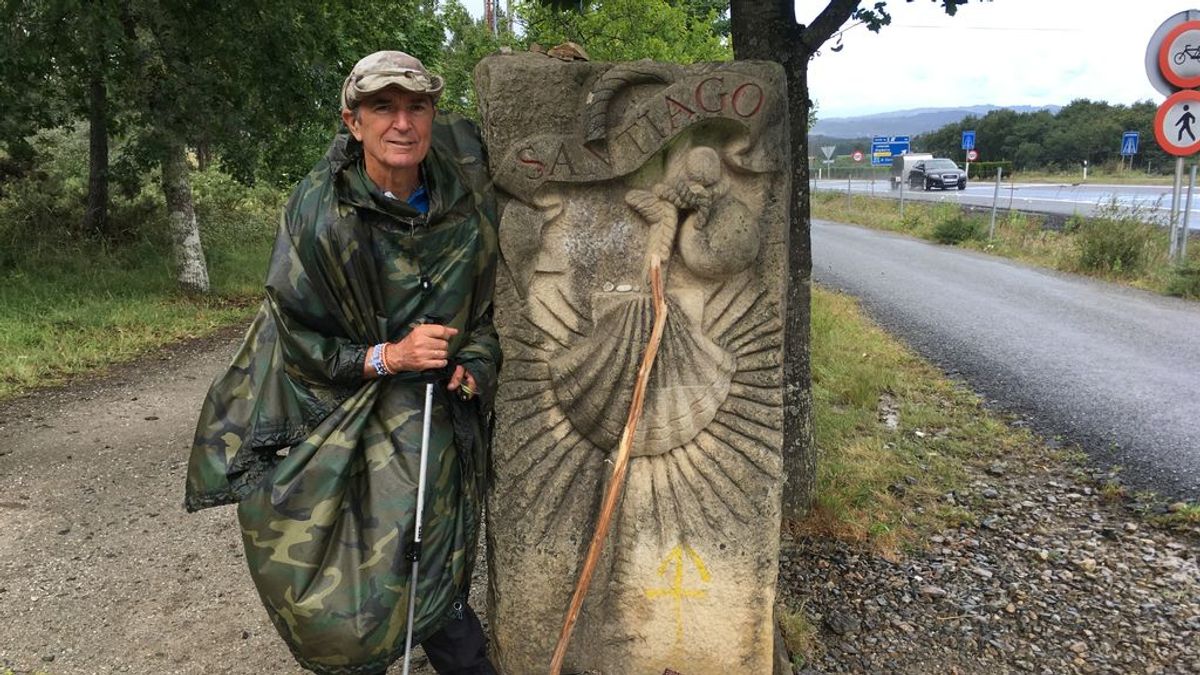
[185,112,500,674]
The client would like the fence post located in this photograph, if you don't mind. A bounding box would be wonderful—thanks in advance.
[989,167,1003,240]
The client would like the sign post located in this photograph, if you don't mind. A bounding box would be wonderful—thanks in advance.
[1149,11,1200,261]
[820,145,836,181]
[1121,131,1140,171]
[870,135,910,167]
[962,130,976,178]
[1182,165,1197,259]
[1154,90,1200,258]
[852,149,867,193]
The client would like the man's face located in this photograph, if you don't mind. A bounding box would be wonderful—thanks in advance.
[343,88,434,177]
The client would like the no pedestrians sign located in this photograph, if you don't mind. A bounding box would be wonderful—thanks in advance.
[1155,89,1200,156]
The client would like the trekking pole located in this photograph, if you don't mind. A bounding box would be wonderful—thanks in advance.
[402,376,435,675]
[549,257,669,675]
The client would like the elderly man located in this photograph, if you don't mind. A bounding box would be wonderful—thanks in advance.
[185,51,500,675]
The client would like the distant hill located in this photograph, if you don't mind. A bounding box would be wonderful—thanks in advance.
[811,105,1062,139]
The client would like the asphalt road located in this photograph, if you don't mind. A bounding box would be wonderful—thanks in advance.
[813,179,1197,227]
[812,219,1200,499]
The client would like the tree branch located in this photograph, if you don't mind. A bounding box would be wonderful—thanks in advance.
[799,0,861,53]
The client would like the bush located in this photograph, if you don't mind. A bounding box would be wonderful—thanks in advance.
[1062,213,1086,233]
[966,161,1012,180]
[0,124,281,286]
[931,213,983,245]
[899,208,926,232]
[1166,262,1200,298]
[1073,203,1157,276]
[0,125,172,269]
[190,165,282,294]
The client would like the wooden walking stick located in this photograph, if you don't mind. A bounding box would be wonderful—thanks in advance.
[549,256,669,675]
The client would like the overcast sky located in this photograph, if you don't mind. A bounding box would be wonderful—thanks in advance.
[461,0,1179,118]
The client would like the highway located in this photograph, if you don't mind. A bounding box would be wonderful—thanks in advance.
[812,219,1200,499]
[813,178,1199,228]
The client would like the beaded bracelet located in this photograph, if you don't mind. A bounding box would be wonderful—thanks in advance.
[381,343,396,375]
[370,343,393,377]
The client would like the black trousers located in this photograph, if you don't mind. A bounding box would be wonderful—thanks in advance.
[372,603,496,675]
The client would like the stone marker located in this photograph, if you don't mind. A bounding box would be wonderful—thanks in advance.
[475,52,789,674]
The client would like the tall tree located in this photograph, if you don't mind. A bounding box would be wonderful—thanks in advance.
[520,0,731,63]
[3,0,447,291]
[440,0,511,118]
[1,0,129,239]
[729,0,977,520]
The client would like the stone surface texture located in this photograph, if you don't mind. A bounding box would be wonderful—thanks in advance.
[475,52,790,674]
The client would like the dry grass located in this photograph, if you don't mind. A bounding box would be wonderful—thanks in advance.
[778,604,821,669]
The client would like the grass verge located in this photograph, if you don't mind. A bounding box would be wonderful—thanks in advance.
[0,165,278,400]
[811,191,1199,299]
[778,285,1068,664]
[800,286,1054,556]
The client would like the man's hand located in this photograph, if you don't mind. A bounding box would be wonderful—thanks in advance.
[447,365,477,398]
[386,324,459,372]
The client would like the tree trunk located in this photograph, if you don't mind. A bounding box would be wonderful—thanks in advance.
[195,140,212,171]
[731,0,817,520]
[162,142,210,294]
[778,56,818,521]
[83,71,110,239]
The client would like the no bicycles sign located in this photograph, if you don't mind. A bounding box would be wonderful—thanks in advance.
[1147,11,1200,97]
[1159,20,1200,89]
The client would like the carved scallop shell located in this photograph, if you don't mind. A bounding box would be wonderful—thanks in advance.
[549,291,734,456]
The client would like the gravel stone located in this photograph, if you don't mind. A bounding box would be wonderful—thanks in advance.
[777,447,1200,674]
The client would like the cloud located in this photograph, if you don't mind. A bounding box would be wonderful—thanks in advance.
[805,0,1178,117]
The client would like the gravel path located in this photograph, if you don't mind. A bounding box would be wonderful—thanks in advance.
[0,331,450,674]
[781,454,1200,674]
[1,328,1196,674]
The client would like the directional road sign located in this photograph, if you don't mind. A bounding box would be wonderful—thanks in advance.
[1155,90,1200,156]
[1121,131,1140,157]
[966,149,979,161]
[852,150,864,162]
[870,136,910,166]
[1147,10,1200,96]
[962,130,976,151]
[1160,19,1200,89]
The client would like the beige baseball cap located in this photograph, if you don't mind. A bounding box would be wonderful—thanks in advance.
[340,51,444,110]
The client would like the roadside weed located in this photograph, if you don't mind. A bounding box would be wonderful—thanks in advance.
[777,604,820,668]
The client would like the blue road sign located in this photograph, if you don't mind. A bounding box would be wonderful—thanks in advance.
[962,130,976,151]
[871,135,911,166]
[1121,131,1140,156]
